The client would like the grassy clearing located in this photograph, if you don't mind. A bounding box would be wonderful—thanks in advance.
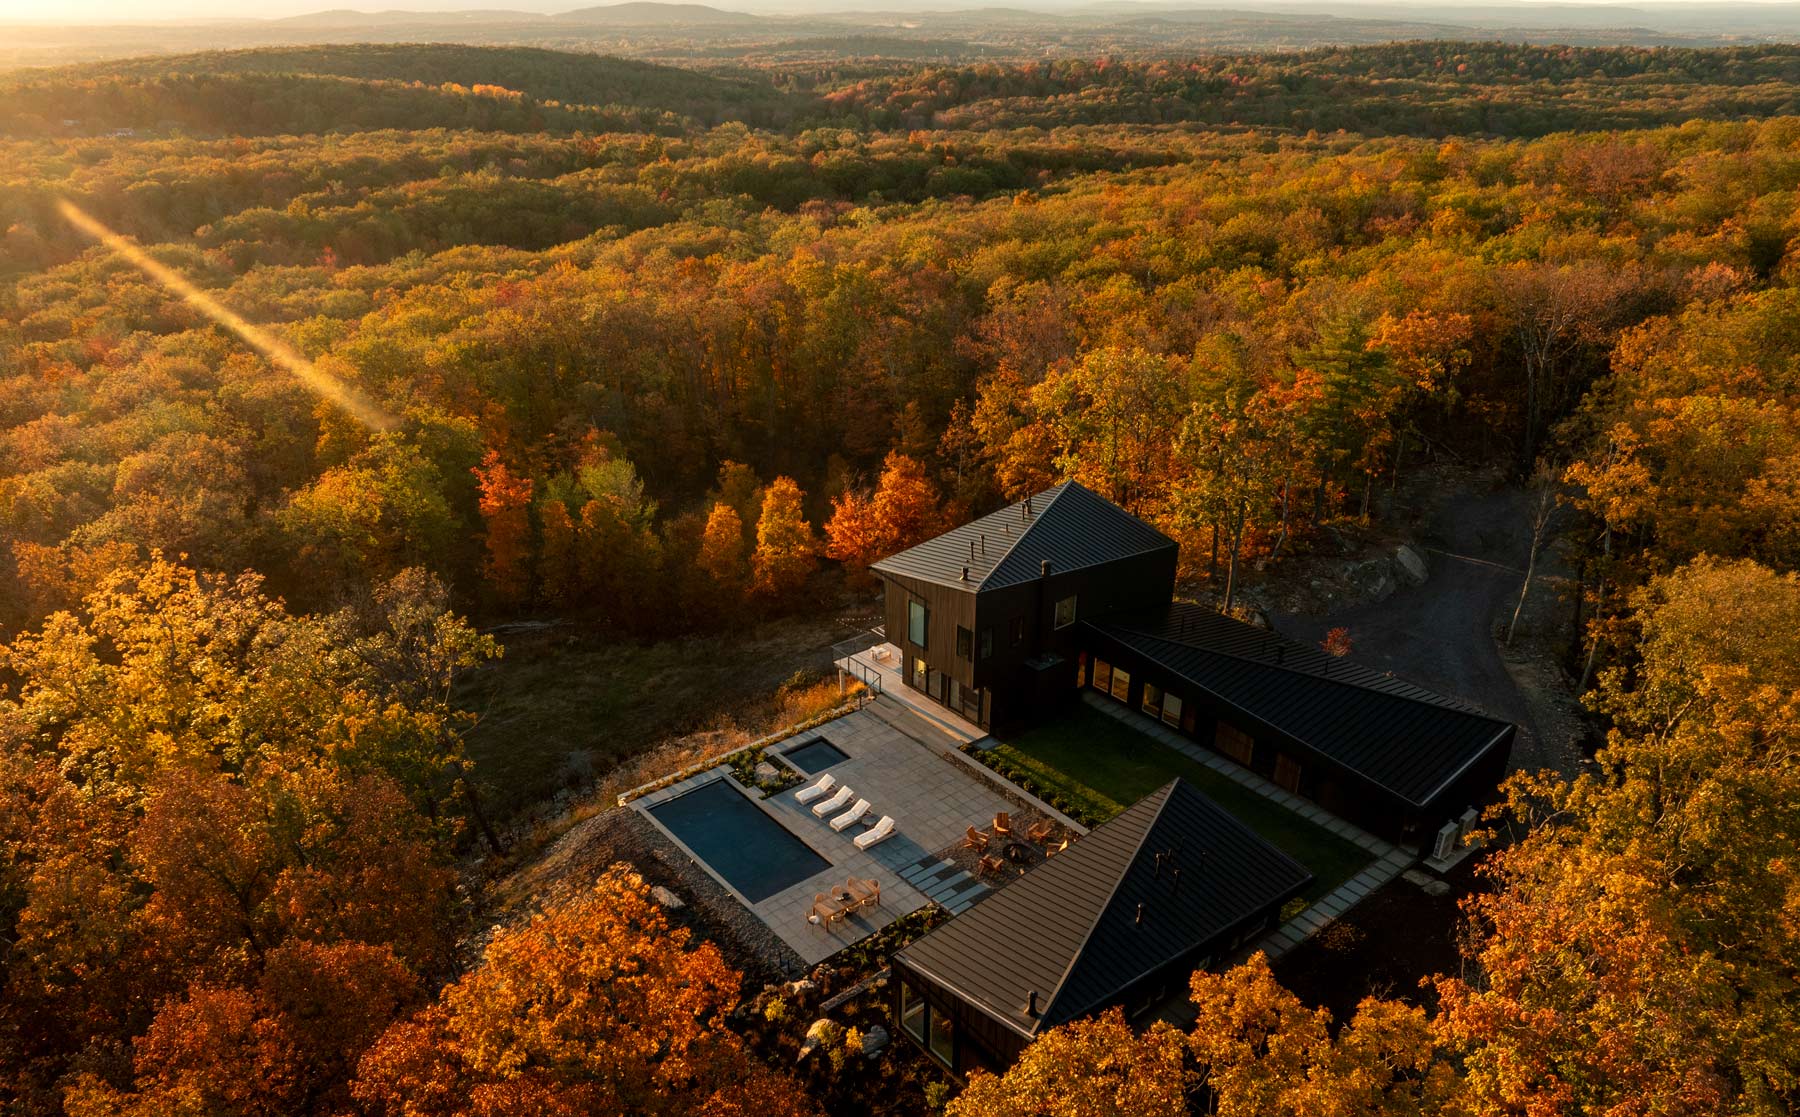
[459,612,850,817]
[994,704,1371,902]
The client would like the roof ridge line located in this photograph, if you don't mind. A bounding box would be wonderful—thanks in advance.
[973,481,1069,591]
[1105,613,1492,720]
[1038,779,1179,1025]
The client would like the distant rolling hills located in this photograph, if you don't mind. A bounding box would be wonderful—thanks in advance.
[0,43,817,137]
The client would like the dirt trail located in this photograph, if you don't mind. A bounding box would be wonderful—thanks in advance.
[1272,474,1574,776]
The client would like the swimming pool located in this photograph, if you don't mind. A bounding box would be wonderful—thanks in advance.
[783,737,849,774]
[646,779,830,903]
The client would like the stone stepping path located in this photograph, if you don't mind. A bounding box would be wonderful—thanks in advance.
[898,852,990,915]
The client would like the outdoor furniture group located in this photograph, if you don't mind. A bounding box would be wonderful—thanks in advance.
[795,773,896,850]
[807,876,881,928]
[964,812,1065,876]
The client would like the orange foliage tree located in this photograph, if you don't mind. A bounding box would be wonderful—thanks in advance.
[474,450,534,607]
[825,452,941,577]
[947,1008,1189,1117]
[1435,558,1800,1115]
[353,867,819,1117]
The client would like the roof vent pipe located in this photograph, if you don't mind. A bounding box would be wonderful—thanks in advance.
[980,533,986,554]
[961,566,970,582]
[1135,903,1145,926]
[1026,990,1039,1016]
[1024,496,1032,517]
[1040,559,1052,578]
[1171,867,1182,892]
[970,539,976,561]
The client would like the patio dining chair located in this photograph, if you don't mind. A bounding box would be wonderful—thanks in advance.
[846,876,881,909]
[808,893,847,928]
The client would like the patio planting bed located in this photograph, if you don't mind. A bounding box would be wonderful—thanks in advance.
[988,705,1370,902]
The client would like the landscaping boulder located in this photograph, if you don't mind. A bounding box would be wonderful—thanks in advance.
[1395,544,1429,585]
[785,978,818,1000]
[797,1018,835,1062]
[650,885,684,909]
[754,761,782,782]
[860,1025,889,1059]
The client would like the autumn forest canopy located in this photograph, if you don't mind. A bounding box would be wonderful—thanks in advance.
[2,36,1798,1117]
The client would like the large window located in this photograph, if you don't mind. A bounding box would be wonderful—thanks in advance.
[1109,666,1132,703]
[1142,682,1163,718]
[929,1001,955,1066]
[912,657,928,691]
[1161,693,1184,728]
[1091,659,1113,694]
[900,981,926,1044]
[907,599,928,648]
[956,625,973,661]
[1054,595,1078,629]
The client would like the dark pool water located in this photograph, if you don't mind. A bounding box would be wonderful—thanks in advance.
[646,779,829,902]
[783,737,850,774]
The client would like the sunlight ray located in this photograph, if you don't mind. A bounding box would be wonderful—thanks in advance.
[56,198,396,431]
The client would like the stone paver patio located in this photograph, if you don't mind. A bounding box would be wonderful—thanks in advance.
[633,698,1014,964]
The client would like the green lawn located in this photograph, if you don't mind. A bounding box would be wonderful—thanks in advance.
[992,704,1371,902]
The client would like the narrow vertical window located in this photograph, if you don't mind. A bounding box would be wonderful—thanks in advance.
[908,599,928,648]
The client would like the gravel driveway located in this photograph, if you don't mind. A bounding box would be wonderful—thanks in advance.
[1272,475,1571,775]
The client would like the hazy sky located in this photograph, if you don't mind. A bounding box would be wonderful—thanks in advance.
[0,0,1772,23]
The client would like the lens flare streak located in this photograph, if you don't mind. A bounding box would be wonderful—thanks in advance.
[56,198,395,431]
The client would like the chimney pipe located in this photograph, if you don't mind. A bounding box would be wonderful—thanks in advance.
[980,532,986,555]
[961,566,970,582]
[970,539,976,561]
[1026,990,1039,1016]
[1135,903,1145,926]
[1040,559,1052,578]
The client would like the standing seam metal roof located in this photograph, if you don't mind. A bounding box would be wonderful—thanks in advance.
[869,481,1176,592]
[892,779,1312,1038]
[1089,603,1513,807]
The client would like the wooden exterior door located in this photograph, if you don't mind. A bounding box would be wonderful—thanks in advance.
[1274,753,1303,793]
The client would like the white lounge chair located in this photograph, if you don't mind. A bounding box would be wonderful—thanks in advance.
[812,785,855,817]
[830,799,872,832]
[854,816,896,850]
[794,774,837,804]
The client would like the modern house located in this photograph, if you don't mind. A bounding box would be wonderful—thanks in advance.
[870,481,1515,849]
[890,778,1311,1076]
[870,480,1178,732]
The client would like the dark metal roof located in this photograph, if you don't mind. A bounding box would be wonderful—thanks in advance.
[893,779,1311,1038]
[870,481,1176,592]
[1089,602,1514,808]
